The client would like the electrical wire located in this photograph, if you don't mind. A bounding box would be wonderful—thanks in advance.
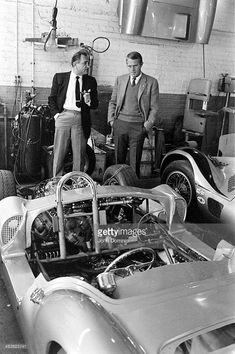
[202,44,206,78]
[80,37,110,75]
[91,36,110,53]
[44,0,58,51]
[11,81,22,118]
[44,27,54,51]
[81,37,110,54]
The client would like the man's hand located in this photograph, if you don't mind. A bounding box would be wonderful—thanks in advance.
[83,90,91,106]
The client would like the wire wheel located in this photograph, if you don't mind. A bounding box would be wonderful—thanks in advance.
[161,160,196,209]
[166,170,192,205]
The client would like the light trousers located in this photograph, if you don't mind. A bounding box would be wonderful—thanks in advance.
[53,109,87,177]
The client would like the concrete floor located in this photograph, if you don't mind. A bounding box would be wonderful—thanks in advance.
[0,277,26,353]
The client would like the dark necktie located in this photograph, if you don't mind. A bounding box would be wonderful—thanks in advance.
[131,77,136,86]
[75,76,81,107]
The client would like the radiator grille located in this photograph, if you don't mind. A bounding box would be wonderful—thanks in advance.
[208,198,223,219]
[1,216,23,245]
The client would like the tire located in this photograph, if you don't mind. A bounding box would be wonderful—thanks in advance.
[161,160,196,210]
[103,164,138,186]
[84,144,96,175]
[0,170,17,200]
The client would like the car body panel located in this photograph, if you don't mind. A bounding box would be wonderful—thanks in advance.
[161,148,235,201]
[21,277,144,354]
[1,184,184,252]
[1,171,235,353]
[18,259,235,354]
[160,147,235,242]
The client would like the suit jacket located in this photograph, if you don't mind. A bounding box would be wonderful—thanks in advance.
[108,73,160,136]
[48,72,98,139]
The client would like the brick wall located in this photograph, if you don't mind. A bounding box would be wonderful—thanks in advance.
[0,0,234,167]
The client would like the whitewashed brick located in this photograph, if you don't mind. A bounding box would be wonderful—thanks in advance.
[0,0,234,96]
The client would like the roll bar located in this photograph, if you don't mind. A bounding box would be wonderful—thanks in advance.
[55,171,100,259]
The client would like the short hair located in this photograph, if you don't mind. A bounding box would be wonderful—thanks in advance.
[71,49,89,66]
[126,51,143,64]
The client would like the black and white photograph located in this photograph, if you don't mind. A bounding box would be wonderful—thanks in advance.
[0,0,235,353]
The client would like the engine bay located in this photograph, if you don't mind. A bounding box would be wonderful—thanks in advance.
[26,192,210,296]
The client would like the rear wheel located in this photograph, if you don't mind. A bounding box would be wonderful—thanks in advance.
[103,164,138,186]
[0,170,16,200]
[161,160,196,210]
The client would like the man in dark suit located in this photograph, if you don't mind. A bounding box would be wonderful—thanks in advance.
[48,49,98,177]
[108,51,160,177]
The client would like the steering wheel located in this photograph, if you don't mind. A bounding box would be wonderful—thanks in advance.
[104,247,156,276]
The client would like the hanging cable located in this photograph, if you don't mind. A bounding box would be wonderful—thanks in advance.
[202,44,206,78]
[44,0,58,51]
[80,37,110,75]
[81,37,110,54]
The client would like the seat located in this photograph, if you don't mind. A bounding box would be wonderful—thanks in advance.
[183,78,217,145]
[218,133,235,157]
[217,77,235,155]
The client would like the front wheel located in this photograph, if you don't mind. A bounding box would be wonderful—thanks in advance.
[161,160,196,210]
[103,164,138,186]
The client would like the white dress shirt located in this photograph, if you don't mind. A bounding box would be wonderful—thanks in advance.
[130,73,142,85]
[63,71,82,112]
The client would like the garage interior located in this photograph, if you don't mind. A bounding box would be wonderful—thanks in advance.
[0,0,235,352]
[0,0,234,183]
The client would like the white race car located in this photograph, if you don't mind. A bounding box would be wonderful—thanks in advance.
[160,138,235,245]
[1,167,235,353]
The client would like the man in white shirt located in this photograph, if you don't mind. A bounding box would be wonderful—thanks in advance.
[48,49,98,177]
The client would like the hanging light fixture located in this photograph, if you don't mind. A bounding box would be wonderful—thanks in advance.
[24,0,79,50]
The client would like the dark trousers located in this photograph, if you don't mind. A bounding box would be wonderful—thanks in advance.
[53,109,87,177]
[113,119,146,177]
